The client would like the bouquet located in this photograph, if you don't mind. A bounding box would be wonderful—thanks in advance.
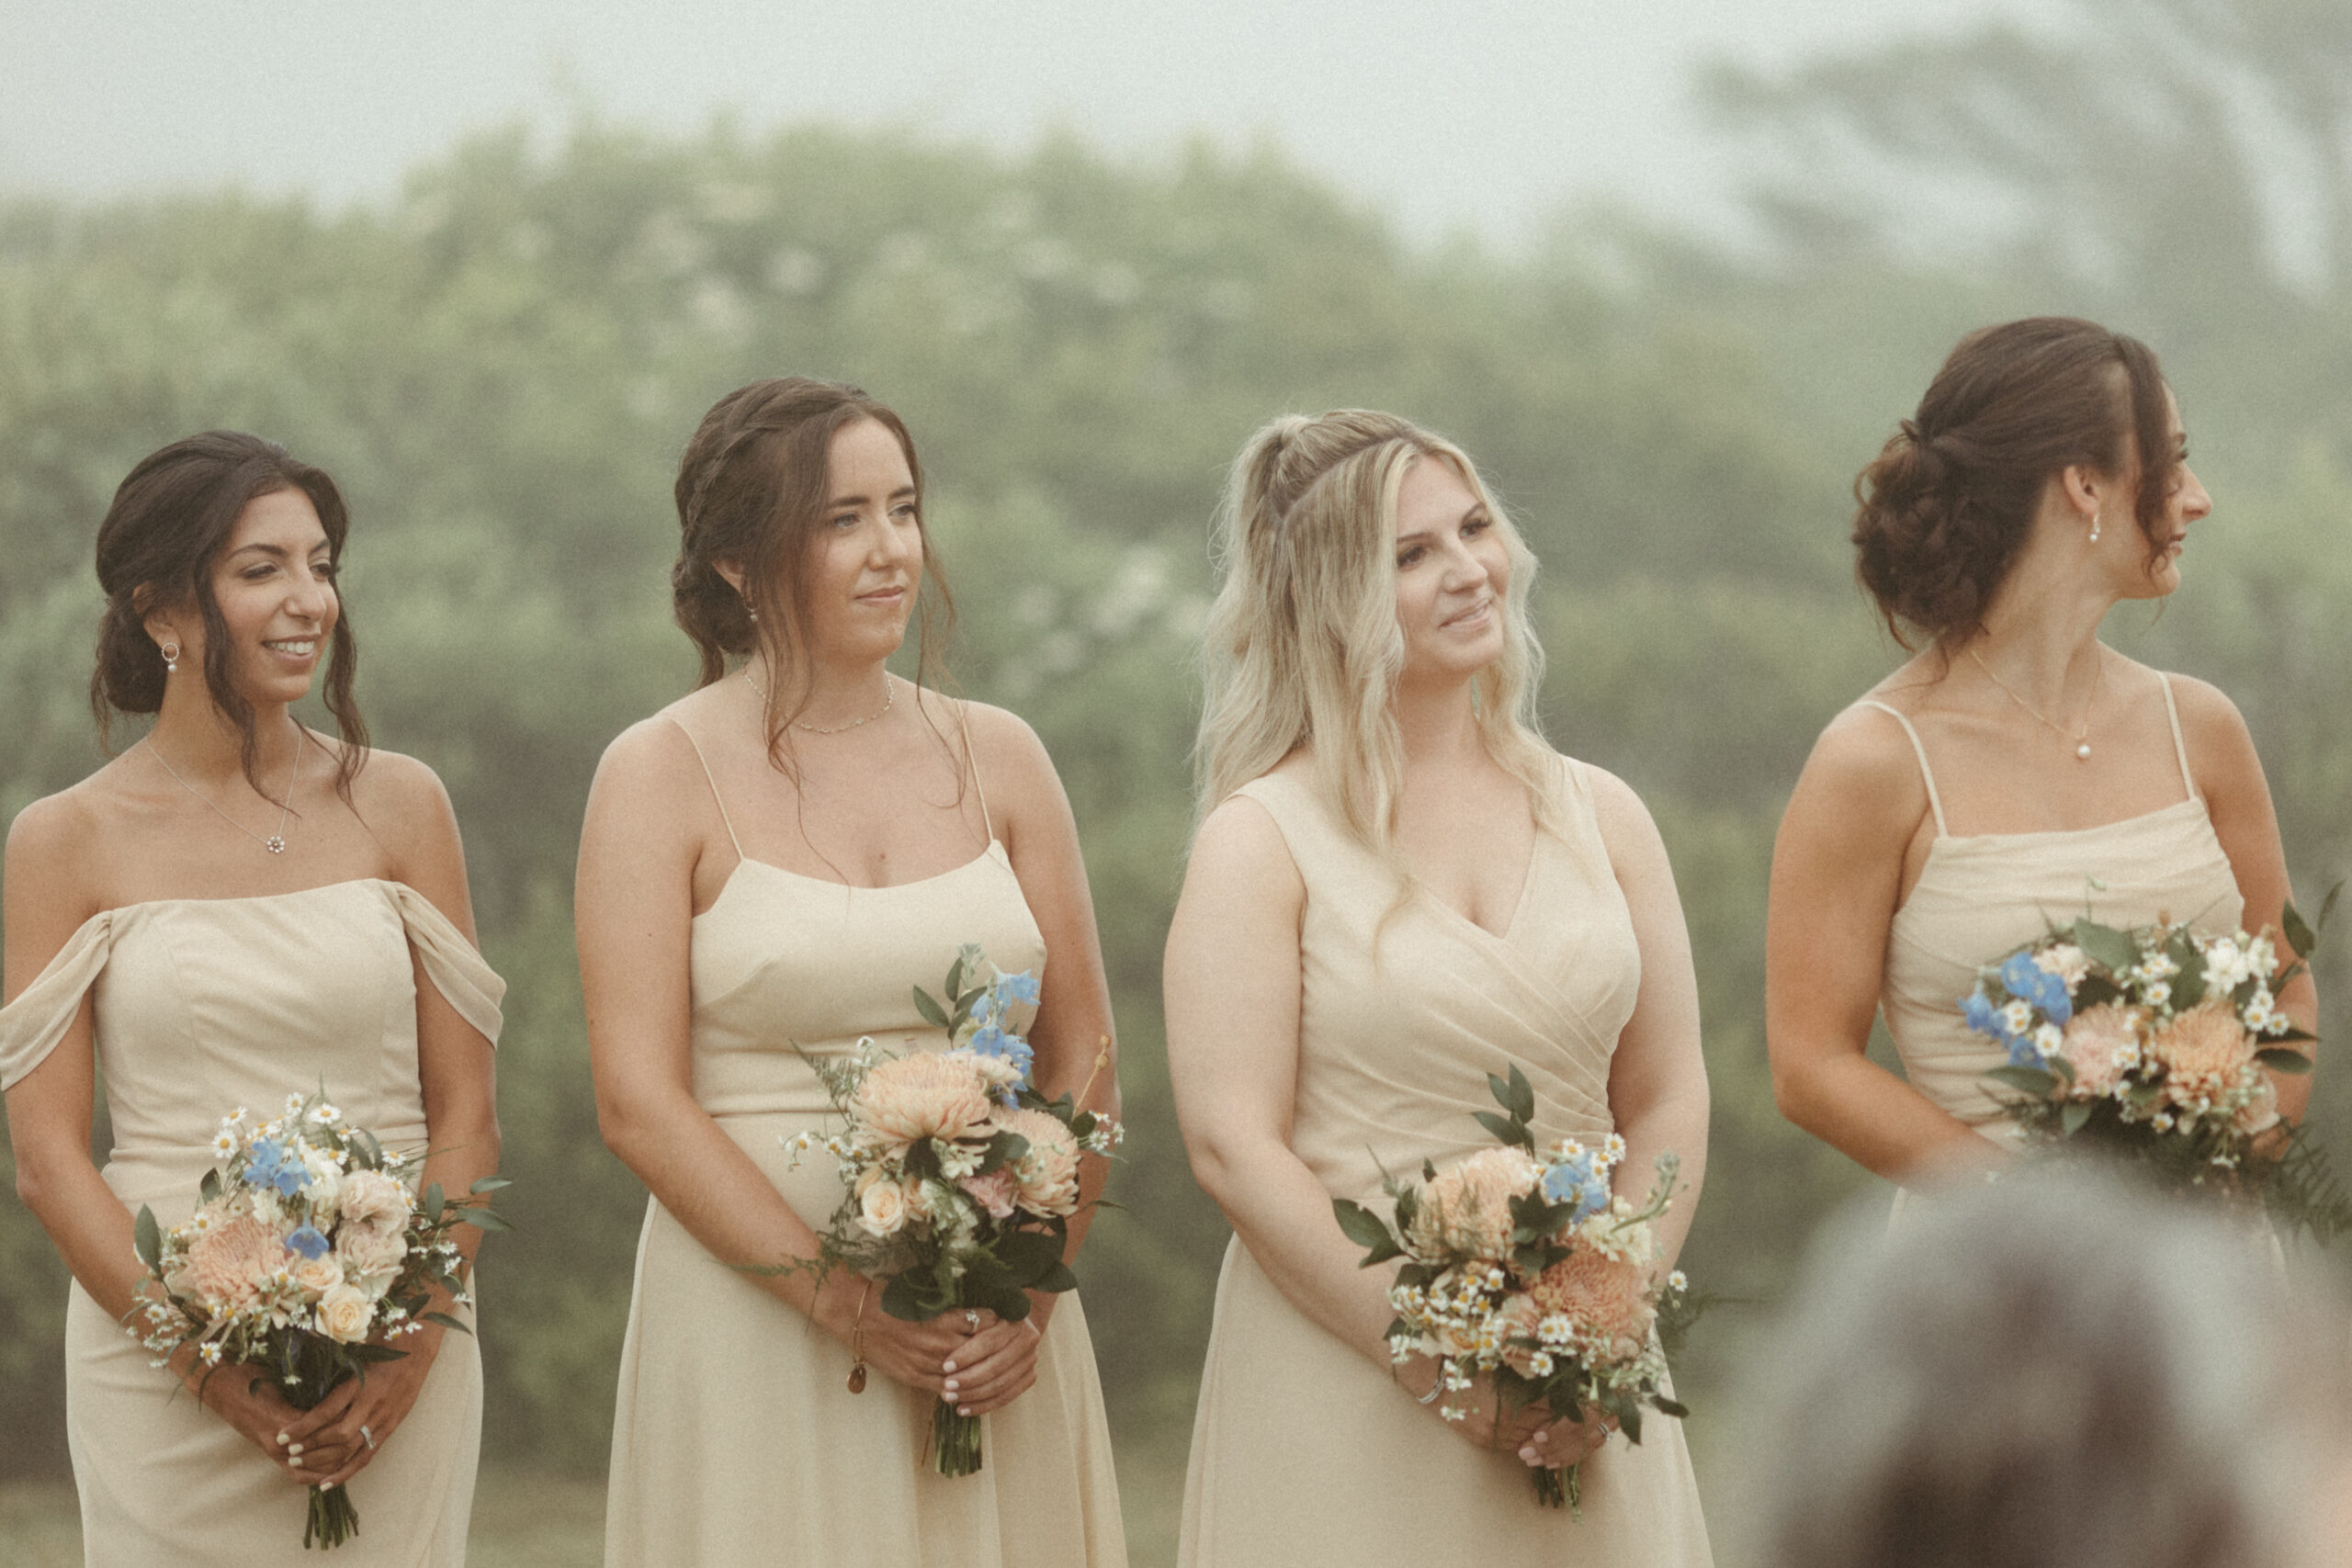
[128,1089,510,1549]
[1333,1065,1701,1512]
[1962,896,2351,1242]
[781,944,1121,1477]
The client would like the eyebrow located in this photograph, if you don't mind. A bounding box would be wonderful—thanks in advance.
[225,541,330,560]
[1395,504,1487,549]
[828,485,920,509]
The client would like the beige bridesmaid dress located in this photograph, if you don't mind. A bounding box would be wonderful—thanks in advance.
[1866,673,2245,1159]
[601,720,1125,1568]
[1178,759,1713,1567]
[0,878,506,1568]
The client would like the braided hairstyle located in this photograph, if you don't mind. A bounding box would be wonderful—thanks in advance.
[1853,317,2178,647]
[671,378,953,763]
[91,431,368,796]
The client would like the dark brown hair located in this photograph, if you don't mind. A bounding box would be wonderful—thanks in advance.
[1853,317,2178,646]
[92,431,368,795]
[671,377,955,765]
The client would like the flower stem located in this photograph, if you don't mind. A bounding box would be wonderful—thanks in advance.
[932,1398,984,1477]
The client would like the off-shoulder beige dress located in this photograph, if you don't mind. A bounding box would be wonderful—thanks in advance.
[601,721,1125,1568]
[1866,675,2245,1166]
[1177,761,1713,1567]
[0,878,506,1568]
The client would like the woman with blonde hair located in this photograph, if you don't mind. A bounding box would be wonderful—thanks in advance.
[1166,410,1713,1562]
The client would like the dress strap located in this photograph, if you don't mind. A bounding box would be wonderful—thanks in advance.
[385,883,507,1047]
[957,700,995,842]
[2156,672,2196,797]
[0,908,114,1091]
[668,717,745,861]
[1858,700,1950,838]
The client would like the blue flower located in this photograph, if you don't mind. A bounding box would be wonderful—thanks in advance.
[968,1024,1035,1084]
[2005,1032,2050,1070]
[242,1139,307,1198]
[994,972,1041,1008]
[1541,1156,1611,1222]
[1962,991,2004,1040]
[1999,953,2041,1000]
[286,1224,331,1260]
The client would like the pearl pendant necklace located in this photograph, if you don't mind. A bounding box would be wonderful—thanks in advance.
[146,726,307,853]
[1970,647,2101,761]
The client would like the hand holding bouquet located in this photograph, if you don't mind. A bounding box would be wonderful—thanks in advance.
[1333,1065,1701,1512]
[129,1089,510,1549]
[782,945,1120,1476]
[1962,897,2351,1242]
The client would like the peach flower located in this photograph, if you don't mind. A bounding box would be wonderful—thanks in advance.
[997,1108,1083,1217]
[851,1055,994,1155]
[2236,1074,2281,1136]
[335,1222,409,1283]
[180,1212,286,1314]
[338,1169,412,1232]
[315,1283,373,1344]
[2060,1003,2144,1098]
[857,1172,911,1236]
[1528,1247,1655,1359]
[2149,1001,2256,1100]
[288,1256,345,1303]
[1406,1147,1543,1260]
[1494,1292,1546,1378]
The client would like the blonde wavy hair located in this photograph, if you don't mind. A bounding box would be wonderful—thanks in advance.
[1194,409,1564,866]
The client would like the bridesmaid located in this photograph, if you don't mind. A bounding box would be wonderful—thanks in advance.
[1,432,504,1565]
[582,377,1125,1566]
[1167,410,1713,1563]
[1767,317,2315,1186]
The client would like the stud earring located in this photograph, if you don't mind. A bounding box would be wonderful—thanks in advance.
[160,640,181,672]
[746,607,759,624]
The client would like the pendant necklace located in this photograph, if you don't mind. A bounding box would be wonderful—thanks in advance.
[146,725,307,853]
[1970,646,2103,761]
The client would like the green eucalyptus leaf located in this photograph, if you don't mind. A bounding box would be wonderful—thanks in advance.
[1035,1261,1080,1294]
[421,1310,475,1336]
[422,1182,445,1221]
[2061,1100,2094,1135]
[467,1177,512,1194]
[880,1271,934,1323]
[1471,1111,1533,1150]
[1332,1198,1397,1252]
[2257,1048,2315,1075]
[1987,1066,2061,1098]
[2071,919,2138,976]
[133,1206,163,1271]
[2283,902,2318,960]
[911,987,951,1031]
[458,1208,514,1231]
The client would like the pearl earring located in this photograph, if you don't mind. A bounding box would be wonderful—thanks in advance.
[2087,512,2101,544]
[160,640,181,672]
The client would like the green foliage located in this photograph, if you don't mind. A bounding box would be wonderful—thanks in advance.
[5,35,2352,1498]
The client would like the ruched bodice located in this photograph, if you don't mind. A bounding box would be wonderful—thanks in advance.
[1868,679,2245,1145]
[1261,767,1641,1205]
[0,877,505,1568]
[685,848,1045,1120]
[603,715,1125,1568]
[1179,757,1712,1567]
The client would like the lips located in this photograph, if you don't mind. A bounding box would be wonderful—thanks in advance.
[1441,597,1494,629]
[263,638,319,658]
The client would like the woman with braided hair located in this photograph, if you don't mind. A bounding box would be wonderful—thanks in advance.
[1766,317,2316,1190]
[1166,410,1713,1562]
[582,378,1125,1564]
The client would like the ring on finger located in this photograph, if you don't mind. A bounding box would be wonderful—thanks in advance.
[963,1308,979,1331]
[361,1425,376,1450]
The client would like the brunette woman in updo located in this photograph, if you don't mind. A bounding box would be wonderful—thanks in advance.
[579,378,1125,1564]
[1765,317,2315,1190]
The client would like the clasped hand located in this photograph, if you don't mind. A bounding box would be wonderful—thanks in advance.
[829,1281,1046,1416]
[190,1331,443,1490]
[1396,1353,1612,1471]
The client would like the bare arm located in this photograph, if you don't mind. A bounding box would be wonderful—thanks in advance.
[2177,676,2318,1122]
[1587,766,1710,1269]
[1766,707,2008,1183]
[1165,795,1395,1360]
[974,705,1121,1274]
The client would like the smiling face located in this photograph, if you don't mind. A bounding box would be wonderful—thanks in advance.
[148,486,338,708]
[797,416,923,666]
[1392,452,1511,685]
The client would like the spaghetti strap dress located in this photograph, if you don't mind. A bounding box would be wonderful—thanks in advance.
[601,716,1126,1568]
[1864,672,2245,1156]
[0,878,506,1568]
[1176,759,1713,1568]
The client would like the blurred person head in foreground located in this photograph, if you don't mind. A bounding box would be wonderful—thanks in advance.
[1754,1170,2349,1568]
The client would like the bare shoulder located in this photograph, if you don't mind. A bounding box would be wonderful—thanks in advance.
[1561,755,1676,885]
[951,696,1057,788]
[342,745,455,839]
[2154,669,2264,788]
[1183,788,1303,907]
[5,781,108,889]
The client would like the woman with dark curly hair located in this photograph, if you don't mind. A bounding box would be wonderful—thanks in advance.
[1,431,503,1564]
[1765,317,2315,1190]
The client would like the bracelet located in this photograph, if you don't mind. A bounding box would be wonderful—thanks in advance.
[845,1279,873,1394]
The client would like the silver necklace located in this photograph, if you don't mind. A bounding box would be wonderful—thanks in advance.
[742,665,895,734]
[1970,646,2104,761]
[146,727,307,853]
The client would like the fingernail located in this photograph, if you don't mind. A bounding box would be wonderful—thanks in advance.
[943,1380,959,1393]
[276,1433,289,1446]
[958,1405,971,1416]
[942,1360,957,1374]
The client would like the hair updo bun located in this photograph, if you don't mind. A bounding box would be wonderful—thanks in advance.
[1852,317,2177,646]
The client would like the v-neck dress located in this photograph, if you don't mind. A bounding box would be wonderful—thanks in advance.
[1864,673,2245,1149]
[0,878,505,1568]
[600,719,1125,1568]
[1176,759,1713,1567]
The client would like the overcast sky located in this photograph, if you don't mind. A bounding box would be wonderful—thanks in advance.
[0,0,2048,243]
